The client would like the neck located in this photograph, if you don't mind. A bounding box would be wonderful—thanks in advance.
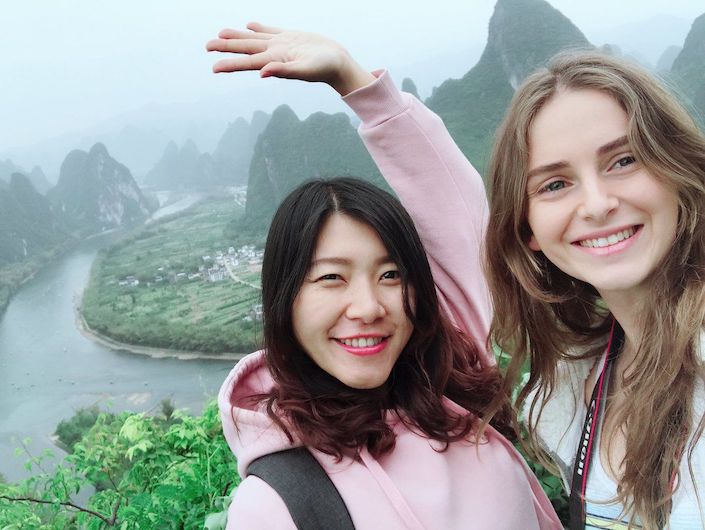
[600,290,644,376]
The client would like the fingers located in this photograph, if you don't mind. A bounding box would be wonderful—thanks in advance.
[206,37,267,54]
[246,22,283,35]
[260,61,294,79]
[212,53,271,73]
[217,28,271,40]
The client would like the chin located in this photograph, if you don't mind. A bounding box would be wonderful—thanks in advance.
[342,372,390,390]
[344,379,385,390]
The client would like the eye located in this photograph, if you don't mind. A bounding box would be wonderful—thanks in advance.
[317,273,342,281]
[535,179,567,194]
[380,270,401,281]
[610,155,637,170]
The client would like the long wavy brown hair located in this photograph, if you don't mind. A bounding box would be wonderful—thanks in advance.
[236,177,515,460]
[485,51,705,529]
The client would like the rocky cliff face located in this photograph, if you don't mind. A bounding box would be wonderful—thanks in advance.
[0,173,67,265]
[672,13,705,126]
[244,104,384,227]
[50,143,154,234]
[426,0,590,174]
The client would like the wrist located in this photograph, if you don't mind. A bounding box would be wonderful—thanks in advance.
[329,52,376,96]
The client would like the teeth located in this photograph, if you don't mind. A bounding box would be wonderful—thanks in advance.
[579,227,635,248]
[340,337,383,348]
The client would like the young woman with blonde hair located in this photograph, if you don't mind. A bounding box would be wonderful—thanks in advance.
[485,53,705,529]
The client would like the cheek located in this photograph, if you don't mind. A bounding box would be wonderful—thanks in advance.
[526,199,568,252]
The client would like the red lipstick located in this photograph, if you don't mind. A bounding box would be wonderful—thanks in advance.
[335,337,389,356]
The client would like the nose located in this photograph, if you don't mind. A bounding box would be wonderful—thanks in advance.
[345,281,386,323]
[577,176,619,222]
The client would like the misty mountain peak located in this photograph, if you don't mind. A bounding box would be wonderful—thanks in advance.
[51,144,153,234]
[426,0,591,174]
[672,12,705,123]
[485,0,590,87]
[269,104,299,125]
[9,172,35,194]
[181,139,200,155]
[88,142,110,158]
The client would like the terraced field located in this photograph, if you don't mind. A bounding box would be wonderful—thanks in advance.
[81,197,263,354]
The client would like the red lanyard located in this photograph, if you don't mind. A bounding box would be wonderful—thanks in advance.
[569,320,623,530]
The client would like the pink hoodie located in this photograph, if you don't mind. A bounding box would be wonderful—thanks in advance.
[218,71,562,529]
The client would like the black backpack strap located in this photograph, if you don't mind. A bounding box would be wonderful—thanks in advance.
[247,447,355,530]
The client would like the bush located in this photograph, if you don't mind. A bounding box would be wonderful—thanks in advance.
[0,401,239,529]
[54,406,102,452]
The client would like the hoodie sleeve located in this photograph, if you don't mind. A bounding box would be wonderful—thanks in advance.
[226,476,297,530]
[343,71,491,357]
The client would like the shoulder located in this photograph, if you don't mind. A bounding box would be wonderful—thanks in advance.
[523,355,599,483]
[524,355,596,421]
[227,476,296,530]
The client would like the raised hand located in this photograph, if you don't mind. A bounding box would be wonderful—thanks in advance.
[206,22,375,96]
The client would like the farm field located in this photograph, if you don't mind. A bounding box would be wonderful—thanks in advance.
[81,197,263,354]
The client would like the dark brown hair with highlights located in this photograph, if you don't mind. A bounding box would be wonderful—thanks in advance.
[235,177,515,460]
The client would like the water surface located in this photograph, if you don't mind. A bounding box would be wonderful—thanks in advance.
[0,198,236,482]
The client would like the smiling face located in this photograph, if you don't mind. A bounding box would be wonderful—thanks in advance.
[525,88,679,302]
[291,213,414,390]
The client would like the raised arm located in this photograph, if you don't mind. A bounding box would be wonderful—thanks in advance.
[207,24,491,353]
[343,77,491,352]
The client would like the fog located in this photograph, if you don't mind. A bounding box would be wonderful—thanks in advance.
[2,0,703,179]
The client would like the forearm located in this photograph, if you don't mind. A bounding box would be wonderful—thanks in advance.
[343,72,492,353]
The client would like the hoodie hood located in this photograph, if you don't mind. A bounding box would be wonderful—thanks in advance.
[218,350,300,479]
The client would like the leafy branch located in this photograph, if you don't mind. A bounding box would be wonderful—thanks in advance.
[0,494,120,526]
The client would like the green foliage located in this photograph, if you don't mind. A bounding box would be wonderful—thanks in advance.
[515,432,569,524]
[0,401,239,529]
[55,406,102,452]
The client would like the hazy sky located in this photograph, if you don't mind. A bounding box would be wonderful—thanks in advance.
[2,0,704,173]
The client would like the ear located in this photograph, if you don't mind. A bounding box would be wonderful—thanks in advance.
[528,234,541,251]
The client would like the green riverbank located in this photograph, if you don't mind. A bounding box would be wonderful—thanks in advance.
[80,197,263,355]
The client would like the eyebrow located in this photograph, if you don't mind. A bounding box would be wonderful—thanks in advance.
[526,135,630,180]
[310,256,395,268]
[526,161,569,180]
[596,135,629,156]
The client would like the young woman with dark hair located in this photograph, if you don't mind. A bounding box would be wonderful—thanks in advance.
[256,178,516,456]
[207,22,705,530]
[216,180,561,527]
